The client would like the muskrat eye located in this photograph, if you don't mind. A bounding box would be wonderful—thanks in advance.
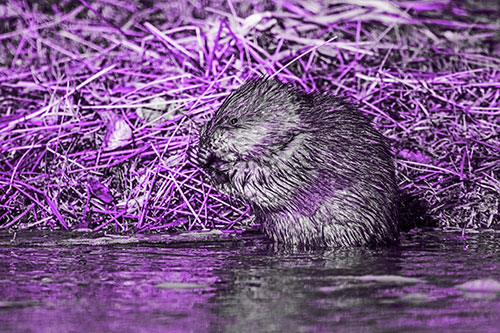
[229,117,238,125]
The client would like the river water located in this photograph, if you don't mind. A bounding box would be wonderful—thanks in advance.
[1,230,500,332]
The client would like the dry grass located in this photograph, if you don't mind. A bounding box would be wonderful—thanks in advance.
[0,0,499,233]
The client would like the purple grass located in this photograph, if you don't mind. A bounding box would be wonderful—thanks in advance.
[0,0,499,233]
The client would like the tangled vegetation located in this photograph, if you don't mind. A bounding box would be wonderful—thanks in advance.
[0,0,499,233]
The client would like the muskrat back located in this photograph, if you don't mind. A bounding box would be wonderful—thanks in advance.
[197,78,399,248]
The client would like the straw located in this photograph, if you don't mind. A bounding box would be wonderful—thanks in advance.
[0,0,498,232]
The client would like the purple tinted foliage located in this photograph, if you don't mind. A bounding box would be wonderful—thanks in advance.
[0,0,498,232]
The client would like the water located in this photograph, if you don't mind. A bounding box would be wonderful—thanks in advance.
[1,230,500,332]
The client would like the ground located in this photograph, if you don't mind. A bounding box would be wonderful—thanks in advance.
[0,0,499,233]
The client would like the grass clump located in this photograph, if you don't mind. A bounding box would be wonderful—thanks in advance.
[0,0,499,233]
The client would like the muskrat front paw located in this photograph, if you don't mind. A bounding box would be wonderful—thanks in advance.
[196,146,214,168]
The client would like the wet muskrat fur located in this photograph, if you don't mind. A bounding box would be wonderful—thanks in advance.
[197,78,399,247]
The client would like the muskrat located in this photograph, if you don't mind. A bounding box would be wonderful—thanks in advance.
[197,78,399,247]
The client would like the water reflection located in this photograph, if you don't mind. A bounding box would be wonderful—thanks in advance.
[0,231,500,332]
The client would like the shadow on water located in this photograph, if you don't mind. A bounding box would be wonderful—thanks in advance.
[1,230,500,332]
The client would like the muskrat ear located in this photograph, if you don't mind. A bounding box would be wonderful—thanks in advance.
[277,130,303,150]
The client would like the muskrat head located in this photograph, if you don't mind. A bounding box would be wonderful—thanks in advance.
[197,79,306,185]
